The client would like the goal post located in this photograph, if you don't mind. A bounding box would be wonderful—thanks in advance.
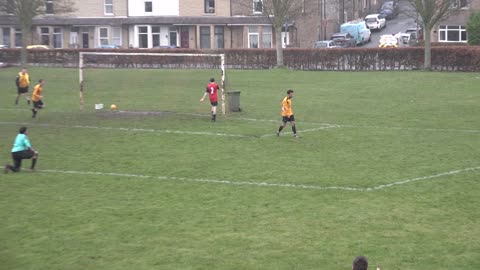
[78,52,226,114]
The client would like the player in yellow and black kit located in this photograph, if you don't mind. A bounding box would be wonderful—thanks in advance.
[31,80,45,118]
[15,68,31,105]
[276,89,298,138]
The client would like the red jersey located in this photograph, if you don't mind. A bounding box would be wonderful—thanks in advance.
[206,82,219,102]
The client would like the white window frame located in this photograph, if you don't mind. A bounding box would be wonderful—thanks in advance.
[53,27,63,48]
[200,26,211,49]
[169,27,178,47]
[70,31,78,48]
[2,27,11,47]
[214,26,224,49]
[137,25,150,48]
[253,0,263,14]
[145,1,153,12]
[104,0,113,15]
[15,28,22,47]
[46,0,54,14]
[152,26,161,48]
[451,0,469,9]
[438,25,467,43]
[112,27,122,46]
[98,27,109,46]
[205,0,215,13]
[261,26,272,48]
[248,26,259,48]
[40,27,50,46]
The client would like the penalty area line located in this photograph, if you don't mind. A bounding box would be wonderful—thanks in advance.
[37,166,480,192]
[0,121,250,138]
[260,125,344,137]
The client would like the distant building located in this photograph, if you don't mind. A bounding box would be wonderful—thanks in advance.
[0,0,477,49]
[430,0,479,43]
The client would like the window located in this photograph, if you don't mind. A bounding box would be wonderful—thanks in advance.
[169,27,177,47]
[6,1,14,14]
[70,32,78,48]
[200,26,211,49]
[138,26,148,48]
[15,28,22,47]
[452,0,468,8]
[214,26,224,49]
[152,26,160,48]
[262,26,272,48]
[439,25,467,42]
[253,0,263,13]
[46,0,54,14]
[40,27,50,45]
[145,1,152,12]
[112,27,121,46]
[105,0,113,14]
[53,27,62,48]
[2,27,11,47]
[248,26,259,48]
[99,27,109,46]
[205,0,215,13]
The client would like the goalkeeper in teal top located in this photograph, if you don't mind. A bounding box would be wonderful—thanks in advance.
[4,126,39,173]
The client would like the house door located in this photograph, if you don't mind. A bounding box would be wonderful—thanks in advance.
[82,32,89,48]
[180,28,189,48]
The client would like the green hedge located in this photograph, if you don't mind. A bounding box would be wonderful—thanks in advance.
[1,46,480,71]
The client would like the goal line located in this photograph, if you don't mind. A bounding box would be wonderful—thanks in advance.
[78,52,226,114]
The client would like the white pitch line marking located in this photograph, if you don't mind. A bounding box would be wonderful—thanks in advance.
[260,125,343,137]
[0,122,250,138]
[1,109,479,133]
[0,108,480,134]
[36,166,480,192]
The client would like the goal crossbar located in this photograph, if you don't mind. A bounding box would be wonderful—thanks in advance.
[78,52,226,114]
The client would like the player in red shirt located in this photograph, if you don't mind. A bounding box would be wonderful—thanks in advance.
[200,78,220,122]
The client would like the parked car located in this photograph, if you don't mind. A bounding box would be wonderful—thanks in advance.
[379,1,399,20]
[0,45,8,49]
[313,40,338,49]
[331,32,357,48]
[394,33,414,46]
[364,14,386,31]
[99,44,120,49]
[26,45,52,49]
[340,20,371,46]
[378,35,398,48]
[153,45,178,49]
[405,27,423,40]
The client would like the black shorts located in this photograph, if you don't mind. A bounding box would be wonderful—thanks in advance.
[33,100,44,109]
[282,115,295,123]
[210,101,218,106]
[12,149,35,160]
[18,87,29,94]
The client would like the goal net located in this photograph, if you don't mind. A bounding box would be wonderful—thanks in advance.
[78,52,226,115]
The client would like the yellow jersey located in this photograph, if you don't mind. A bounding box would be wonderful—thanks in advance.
[18,72,30,88]
[32,84,43,102]
[281,96,293,116]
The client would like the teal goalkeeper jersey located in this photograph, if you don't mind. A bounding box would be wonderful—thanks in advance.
[11,134,32,152]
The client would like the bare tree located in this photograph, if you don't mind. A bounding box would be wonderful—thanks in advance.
[404,0,466,70]
[0,0,75,64]
[240,0,305,67]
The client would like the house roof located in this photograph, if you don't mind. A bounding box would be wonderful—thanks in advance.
[0,15,272,26]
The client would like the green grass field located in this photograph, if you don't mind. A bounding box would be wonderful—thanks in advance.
[1,67,479,270]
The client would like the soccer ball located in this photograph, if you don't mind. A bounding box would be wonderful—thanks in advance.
[110,104,117,110]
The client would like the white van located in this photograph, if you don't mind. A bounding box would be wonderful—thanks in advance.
[340,20,371,45]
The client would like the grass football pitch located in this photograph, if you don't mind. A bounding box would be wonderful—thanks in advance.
[1,67,479,270]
